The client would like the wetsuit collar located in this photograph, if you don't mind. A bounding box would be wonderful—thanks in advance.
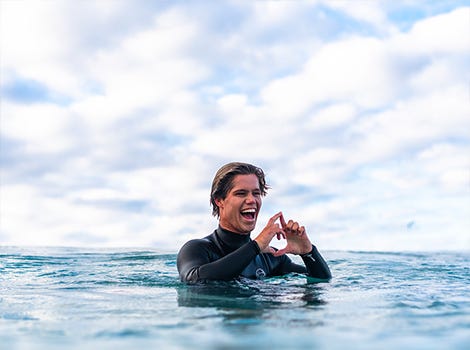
[216,226,251,252]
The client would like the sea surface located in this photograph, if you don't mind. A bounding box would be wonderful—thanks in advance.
[0,247,469,350]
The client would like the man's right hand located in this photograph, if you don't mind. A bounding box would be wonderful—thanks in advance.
[254,212,285,254]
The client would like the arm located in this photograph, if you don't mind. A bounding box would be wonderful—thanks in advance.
[273,245,331,280]
[177,239,260,283]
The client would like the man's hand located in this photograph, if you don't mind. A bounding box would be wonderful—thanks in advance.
[272,214,312,257]
[254,212,285,254]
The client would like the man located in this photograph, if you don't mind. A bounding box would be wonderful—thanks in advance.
[177,162,331,283]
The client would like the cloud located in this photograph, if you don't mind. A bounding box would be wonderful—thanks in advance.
[1,1,469,251]
[2,102,75,154]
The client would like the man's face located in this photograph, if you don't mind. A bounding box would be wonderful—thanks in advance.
[216,174,262,234]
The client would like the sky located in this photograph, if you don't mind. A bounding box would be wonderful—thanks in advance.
[1,0,469,252]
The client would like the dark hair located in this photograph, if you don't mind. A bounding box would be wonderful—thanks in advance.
[210,162,269,217]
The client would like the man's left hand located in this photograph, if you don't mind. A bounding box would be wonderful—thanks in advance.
[272,214,312,257]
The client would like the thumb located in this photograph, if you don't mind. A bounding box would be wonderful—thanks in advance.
[272,247,288,257]
[261,246,277,255]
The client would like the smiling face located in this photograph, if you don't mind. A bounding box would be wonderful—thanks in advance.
[215,174,262,234]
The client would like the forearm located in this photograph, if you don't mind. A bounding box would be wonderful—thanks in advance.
[301,245,332,280]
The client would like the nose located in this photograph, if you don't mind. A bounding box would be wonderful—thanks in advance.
[245,193,256,204]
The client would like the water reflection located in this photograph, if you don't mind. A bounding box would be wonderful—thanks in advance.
[176,276,328,334]
[176,275,328,310]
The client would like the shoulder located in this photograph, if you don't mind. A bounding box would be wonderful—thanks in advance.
[177,235,220,272]
[178,234,218,257]
[179,237,213,252]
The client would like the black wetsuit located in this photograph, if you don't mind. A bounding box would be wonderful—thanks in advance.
[177,226,332,284]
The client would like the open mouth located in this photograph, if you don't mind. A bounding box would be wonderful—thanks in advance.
[241,208,257,220]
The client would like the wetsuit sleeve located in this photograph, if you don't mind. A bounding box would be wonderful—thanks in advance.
[177,239,260,283]
[300,245,332,280]
[276,245,331,281]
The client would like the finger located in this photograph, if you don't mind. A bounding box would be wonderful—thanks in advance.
[268,212,283,225]
[292,221,299,233]
[284,219,294,233]
[299,226,306,236]
[273,222,284,238]
[280,212,287,228]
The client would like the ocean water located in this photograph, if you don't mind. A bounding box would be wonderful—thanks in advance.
[0,247,469,350]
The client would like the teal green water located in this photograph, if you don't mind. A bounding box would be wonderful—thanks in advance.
[1,247,469,349]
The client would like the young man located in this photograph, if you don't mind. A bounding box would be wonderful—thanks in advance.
[177,162,331,283]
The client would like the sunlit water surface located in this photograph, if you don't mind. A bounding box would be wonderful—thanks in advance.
[1,247,469,349]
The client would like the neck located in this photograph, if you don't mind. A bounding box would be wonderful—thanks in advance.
[216,226,251,250]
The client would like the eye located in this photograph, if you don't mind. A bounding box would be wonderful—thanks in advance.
[234,190,247,196]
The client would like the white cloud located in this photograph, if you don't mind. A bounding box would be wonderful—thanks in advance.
[418,143,470,192]
[307,103,358,131]
[400,7,469,54]
[326,0,394,35]
[71,9,208,130]
[0,1,84,97]
[350,85,469,164]
[259,36,396,117]
[2,102,74,154]
[252,0,311,26]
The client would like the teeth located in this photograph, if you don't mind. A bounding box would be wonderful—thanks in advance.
[241,209,256,213]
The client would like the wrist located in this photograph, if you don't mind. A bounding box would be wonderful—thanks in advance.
[300,245,314,257]
[252,240,261,254]
[254,237,268,251]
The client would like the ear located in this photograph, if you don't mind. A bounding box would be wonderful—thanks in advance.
[215,198,224,209]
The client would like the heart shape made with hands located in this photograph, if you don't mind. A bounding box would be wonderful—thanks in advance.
[255,212,312,256]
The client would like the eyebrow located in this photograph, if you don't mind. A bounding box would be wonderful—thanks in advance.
[233,188,260,193]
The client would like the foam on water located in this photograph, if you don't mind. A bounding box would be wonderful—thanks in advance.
[1,247,469,349]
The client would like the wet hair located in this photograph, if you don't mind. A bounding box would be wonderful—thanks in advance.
[210,162,269,218]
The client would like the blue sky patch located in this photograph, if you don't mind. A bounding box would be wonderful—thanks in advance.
[2,76,71,105]
[2,77,49,103]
